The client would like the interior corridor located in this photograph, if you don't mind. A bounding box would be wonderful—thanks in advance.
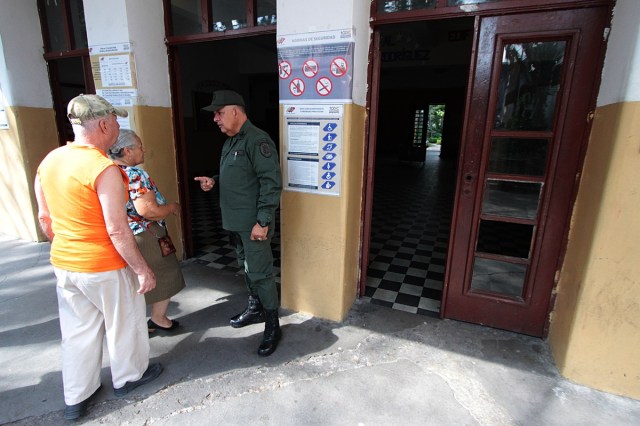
[362,146,454,317]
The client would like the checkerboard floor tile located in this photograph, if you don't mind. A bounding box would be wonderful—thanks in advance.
[361,149,455,317]
[188,148,454,317]
[189,186,281,281]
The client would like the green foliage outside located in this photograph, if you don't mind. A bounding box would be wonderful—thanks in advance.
[427,104,445,145]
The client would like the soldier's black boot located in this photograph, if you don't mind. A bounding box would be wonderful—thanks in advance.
[230,294,265,328]
[257,309,281,357]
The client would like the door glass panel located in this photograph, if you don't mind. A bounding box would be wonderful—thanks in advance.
[43,0,67,51]
[448,0,501,5]
[171,0,203,36]
[378,0,436,13]
[477,220,533,258]
[482,180,541,220]
[471,257,526,297]
[211,0,247,31]
[489,138,549,176]
[494,41,567,131]
[257,0,277,26]
[69,0,87,49]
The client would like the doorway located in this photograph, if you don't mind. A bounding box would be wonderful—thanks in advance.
[364,7,609,337]
[47,56,94,145]
[364,18,473,316]
[171,35,280,275]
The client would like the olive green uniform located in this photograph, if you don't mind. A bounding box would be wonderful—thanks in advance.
[215,119,282,309]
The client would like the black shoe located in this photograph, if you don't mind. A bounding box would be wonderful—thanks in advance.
[63,385,102,420]
[147,319,180,333]
[113,363,163,397]
[230,295,265,328]
[258,309,281,357]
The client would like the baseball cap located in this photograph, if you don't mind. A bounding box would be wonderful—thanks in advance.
[201,90,245,112]
[67,94,128,124]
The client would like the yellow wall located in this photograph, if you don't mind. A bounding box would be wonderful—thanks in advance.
[133,105,184,259]
[0,106,58,241]
[550,101,640,399]
[280,104,366,321]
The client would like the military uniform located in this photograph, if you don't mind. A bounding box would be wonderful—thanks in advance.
[214,119,282,310]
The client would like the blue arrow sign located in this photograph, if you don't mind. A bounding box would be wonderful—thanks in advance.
[323,143,337,151]
[323,133,337,141]
[323,123,337,132]
[322,171,336,180]
[322,162,336,171]
[321,181,336,190]
[323,153,336,161]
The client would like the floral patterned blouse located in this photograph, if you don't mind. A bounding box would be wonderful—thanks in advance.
[119,165,167,235]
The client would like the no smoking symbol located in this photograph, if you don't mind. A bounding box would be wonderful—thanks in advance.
[316,77,332,96]
[330,57,348,77]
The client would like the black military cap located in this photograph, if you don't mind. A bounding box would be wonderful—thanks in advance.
[202,90,245,112]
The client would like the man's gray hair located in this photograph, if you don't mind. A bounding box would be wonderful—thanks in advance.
[108,129,138,159]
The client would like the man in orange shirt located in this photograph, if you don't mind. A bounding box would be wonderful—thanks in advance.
[35,95,163,421]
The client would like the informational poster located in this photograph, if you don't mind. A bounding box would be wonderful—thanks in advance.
[0,83,7,130]
[277,29,355,103]
[282,104,344,196]
[89,42,137,128]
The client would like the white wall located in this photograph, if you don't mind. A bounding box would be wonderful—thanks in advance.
[0,0,52,108]
[83,0,129,46]
[277,0,371,106]
[597,0,640,106]
[125,0,171,107]
[84,0,171,107]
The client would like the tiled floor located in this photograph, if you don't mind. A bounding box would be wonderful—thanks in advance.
[189,185,281,283]
[189,147,454,317]
[362,148,455,317]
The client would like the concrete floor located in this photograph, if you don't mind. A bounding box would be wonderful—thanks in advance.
[1,233,640,425]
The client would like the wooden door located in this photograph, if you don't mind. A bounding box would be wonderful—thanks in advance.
[442,7,608,336]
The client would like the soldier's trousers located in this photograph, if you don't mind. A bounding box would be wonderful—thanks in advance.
[232,228,279,310]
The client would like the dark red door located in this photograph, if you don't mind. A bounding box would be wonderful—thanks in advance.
[442,7,608,336]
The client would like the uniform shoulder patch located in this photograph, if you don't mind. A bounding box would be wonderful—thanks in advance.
[259,139,272,158]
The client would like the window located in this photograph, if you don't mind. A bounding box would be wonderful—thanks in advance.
[39,0,87,53]
[167,0,277,37]
[412,104,446,147]
[37,0,94,145]
[378,0,436,13]
[412,109,425,146]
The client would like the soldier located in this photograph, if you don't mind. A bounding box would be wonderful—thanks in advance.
[195,90,283,357]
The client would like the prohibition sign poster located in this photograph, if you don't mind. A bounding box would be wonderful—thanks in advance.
[277,29,355,102]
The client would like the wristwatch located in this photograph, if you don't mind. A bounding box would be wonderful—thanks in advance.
[257,219,270,228]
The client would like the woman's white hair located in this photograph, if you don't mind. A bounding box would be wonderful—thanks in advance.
[108,129,138,159]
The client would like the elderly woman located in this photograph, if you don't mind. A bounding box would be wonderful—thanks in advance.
[108,129,185,333]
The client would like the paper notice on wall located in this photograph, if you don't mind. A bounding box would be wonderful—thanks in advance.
[99,54,133,87]
[0,108,8,129]
[0,83,7,129]
[95,91,135,129]
[277,29,355,103]
[90,43,137,91]
[89,43,137,130]
[282,104,343,196]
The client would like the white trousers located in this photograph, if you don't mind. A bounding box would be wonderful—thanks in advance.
[54,266,149,405]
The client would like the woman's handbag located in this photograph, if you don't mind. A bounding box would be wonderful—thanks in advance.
[158,235,176,257]
[149,223,176,257]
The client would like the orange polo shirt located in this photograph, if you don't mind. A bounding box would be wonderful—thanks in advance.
[37,143,128,272]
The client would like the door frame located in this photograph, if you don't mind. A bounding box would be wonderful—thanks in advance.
[361,1,613,330]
